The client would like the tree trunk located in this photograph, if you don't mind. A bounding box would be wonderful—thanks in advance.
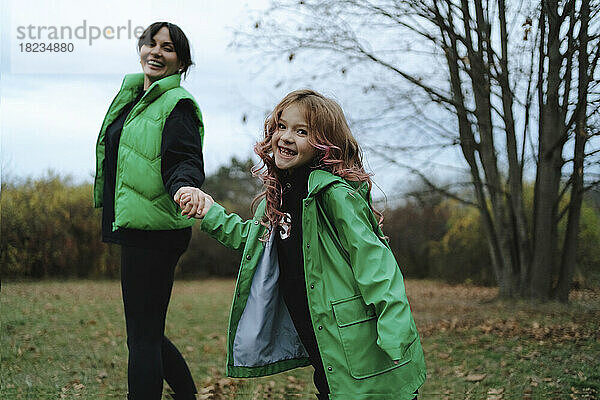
[530,0,563,300]
[498,0,531,295]
[556,0,590,302]
[436,0,507,293]
[463,0,515,296]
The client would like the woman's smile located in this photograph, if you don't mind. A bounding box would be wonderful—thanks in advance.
[146,59,165,69]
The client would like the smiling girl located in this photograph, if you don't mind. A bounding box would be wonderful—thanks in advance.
[181,90,426,399]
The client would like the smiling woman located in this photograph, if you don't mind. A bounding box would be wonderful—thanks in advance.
[93,21,205,400]
[137,22,194,89]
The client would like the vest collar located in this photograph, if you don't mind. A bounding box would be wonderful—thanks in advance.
[121,72,181,93]
[143,73,181,103]
[121,73,182,124]
[121,73,145,91]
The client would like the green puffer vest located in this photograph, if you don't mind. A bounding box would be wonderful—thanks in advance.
[93,73,204,231]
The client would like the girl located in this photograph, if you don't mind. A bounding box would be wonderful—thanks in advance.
[94,22,204,400]
[180,90,426,399]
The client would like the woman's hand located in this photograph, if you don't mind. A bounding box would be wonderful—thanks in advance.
[174,187,214,219]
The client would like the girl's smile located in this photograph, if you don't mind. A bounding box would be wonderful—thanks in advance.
[271,104,316,171]
[278,146,297,157]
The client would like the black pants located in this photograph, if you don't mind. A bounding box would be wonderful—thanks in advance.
[280,293,329,398]
[121,245,197,400]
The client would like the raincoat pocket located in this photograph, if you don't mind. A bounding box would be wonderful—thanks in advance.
[332,295,411,379]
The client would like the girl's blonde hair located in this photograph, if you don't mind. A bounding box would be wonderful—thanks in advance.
[252,89,383,239]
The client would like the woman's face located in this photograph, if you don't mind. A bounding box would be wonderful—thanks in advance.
[139,26,182,89]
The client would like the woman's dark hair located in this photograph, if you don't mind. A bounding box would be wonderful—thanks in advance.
[137,22,193,78]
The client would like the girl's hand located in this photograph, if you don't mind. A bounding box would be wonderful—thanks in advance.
[194,192,214,219]
[174,186,202,218]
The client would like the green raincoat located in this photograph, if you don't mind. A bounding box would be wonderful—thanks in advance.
[200,169,426,399]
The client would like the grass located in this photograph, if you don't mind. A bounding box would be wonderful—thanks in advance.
[1,279,599,399]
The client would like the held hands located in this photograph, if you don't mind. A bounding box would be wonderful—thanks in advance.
[173,186,214,219]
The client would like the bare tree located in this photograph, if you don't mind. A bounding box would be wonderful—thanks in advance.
[235,0,600,301]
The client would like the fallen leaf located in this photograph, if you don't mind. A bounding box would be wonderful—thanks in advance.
[199,386,213,394]
[465,373,487,382]
[73,383,85,391]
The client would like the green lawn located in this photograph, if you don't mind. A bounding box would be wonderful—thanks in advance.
[1,279,599,399]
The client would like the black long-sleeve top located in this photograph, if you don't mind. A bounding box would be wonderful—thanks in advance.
[101,91,205,252]
[275,166,329,394]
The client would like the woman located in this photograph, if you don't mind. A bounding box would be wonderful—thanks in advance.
[93,22,203,400]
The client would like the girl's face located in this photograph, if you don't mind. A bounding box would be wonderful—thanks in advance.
[271,103,317,171]
[139,26,182,89]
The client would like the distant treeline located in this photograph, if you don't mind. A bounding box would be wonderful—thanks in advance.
[2,159,600,287]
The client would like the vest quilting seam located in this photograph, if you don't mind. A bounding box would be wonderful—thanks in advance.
[118,142,160,162]
[121,181,168,202]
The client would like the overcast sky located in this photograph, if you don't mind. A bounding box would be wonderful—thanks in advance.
[1,0,459,201]
[0,0,286,182]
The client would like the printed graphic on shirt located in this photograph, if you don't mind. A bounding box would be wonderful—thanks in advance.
[279,213,292,240]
